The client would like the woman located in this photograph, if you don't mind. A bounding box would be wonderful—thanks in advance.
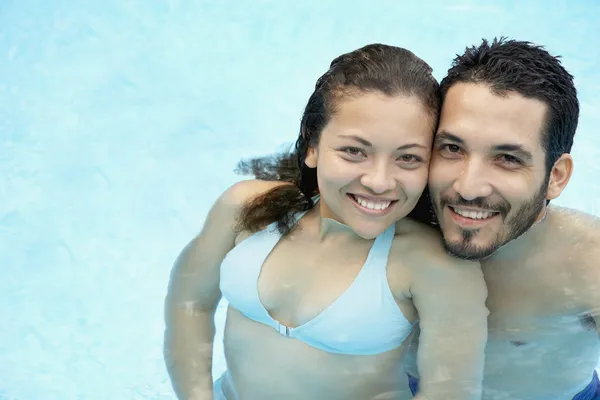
[163,43,488,400]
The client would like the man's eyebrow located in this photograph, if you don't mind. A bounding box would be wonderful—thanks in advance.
[492,144,533,161]
[435,131,533,161]
[434,131,464,144]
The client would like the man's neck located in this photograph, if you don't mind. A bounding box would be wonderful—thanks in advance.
[483,206,550,263]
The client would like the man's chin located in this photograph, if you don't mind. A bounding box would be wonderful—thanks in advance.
[442,240,499,261]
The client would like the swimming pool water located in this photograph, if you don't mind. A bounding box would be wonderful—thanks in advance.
[1,1,599,399]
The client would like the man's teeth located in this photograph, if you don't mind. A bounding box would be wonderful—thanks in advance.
[354,195,391,211]
[452,207,496,220]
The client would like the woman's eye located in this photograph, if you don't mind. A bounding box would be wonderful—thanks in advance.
[399,154,419,163]
[341,147,365,157]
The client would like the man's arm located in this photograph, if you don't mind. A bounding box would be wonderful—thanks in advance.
[575,214,600,335]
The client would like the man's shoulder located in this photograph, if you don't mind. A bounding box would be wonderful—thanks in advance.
[549,205,600,244]
[549,206,600,279]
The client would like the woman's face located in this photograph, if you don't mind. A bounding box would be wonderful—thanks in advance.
[304,91,435,239]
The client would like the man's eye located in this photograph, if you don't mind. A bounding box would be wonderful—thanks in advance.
[500,154,524,165]
[445,144,461,153]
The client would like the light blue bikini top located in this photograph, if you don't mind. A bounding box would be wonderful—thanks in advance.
[219,203,413,356]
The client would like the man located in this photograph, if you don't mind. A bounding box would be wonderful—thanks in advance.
[404,37,600,399]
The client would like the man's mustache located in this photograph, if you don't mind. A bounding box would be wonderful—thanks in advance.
[440,195,510,217]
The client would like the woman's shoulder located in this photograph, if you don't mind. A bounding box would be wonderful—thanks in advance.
[391,217,444,257]
[390,217,481,275]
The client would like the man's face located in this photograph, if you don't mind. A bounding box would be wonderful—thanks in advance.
[429,82,550,260]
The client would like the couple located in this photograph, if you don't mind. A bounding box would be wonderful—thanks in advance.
[163,37,600,400]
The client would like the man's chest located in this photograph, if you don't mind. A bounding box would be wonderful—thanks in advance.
[481,258,594,343]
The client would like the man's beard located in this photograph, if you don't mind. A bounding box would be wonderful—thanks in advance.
[436,181,548,260]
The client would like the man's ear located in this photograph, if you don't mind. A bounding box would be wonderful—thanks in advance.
[546,153,573,200]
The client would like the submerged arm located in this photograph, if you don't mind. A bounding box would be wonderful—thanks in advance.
[410,251,488,400]
[579,221,600,337]
[164,181,267,399]
[163,193,233,399]
[164,179,289,399]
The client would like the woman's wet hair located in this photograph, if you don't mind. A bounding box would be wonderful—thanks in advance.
[235,43,441,235]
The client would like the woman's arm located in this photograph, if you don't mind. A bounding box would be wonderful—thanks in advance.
[411,250,488,400]
[163,179,283,399]
[394,222,488,400]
